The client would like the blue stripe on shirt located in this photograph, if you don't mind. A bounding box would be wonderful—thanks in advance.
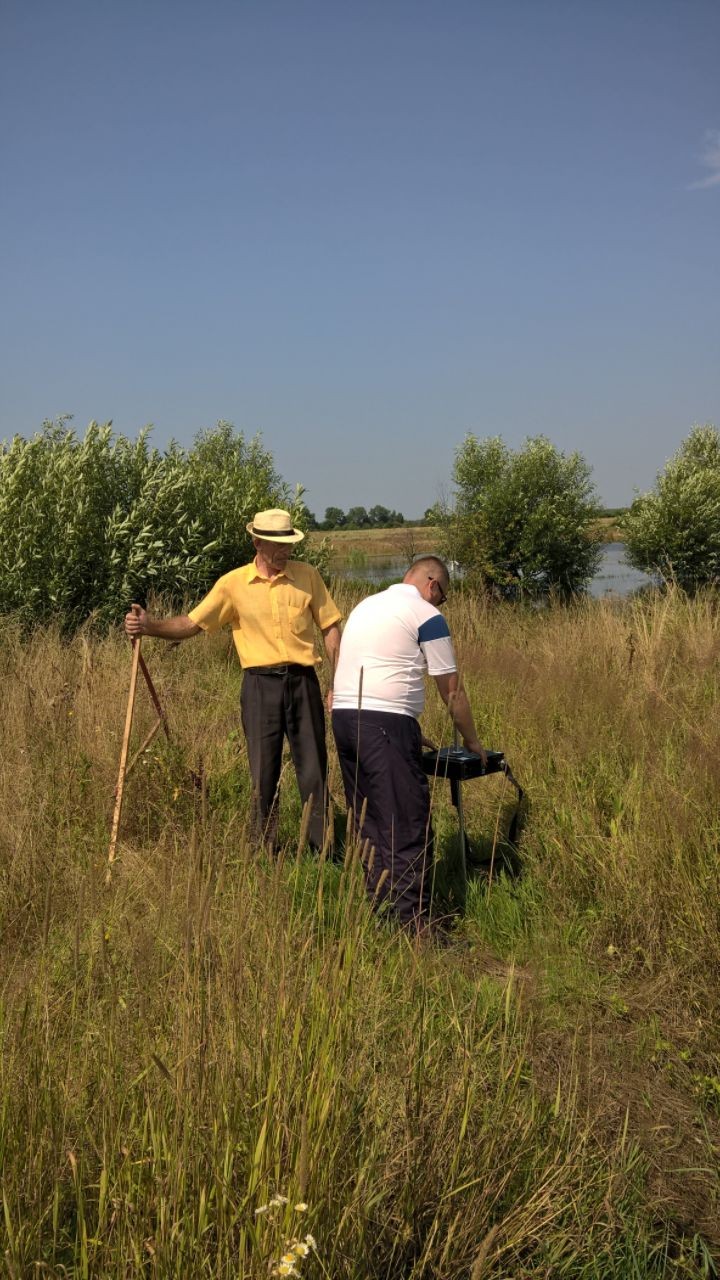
[417,614,451,643]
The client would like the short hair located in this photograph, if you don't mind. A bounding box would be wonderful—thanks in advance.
[404,555,450,586]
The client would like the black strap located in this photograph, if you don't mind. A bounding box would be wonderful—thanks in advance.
[499,762,524,845]
[447,759,524,847]
[243,663,314,676]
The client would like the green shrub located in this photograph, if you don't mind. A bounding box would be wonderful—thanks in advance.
[623,424,720,590]
[443,434,601,598]
[0,418,325,628]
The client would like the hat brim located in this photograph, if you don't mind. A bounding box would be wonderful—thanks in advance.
[246,522,305,544]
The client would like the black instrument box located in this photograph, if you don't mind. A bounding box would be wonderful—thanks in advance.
[421,747,506,781]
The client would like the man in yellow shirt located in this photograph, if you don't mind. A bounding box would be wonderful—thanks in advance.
[125,508,341,852]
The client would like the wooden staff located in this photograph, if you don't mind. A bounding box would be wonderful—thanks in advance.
[106,637,142,883]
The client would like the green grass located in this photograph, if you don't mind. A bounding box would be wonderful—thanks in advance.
[1,587,719,1276]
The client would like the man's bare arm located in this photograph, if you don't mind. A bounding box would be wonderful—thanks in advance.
[433,672,487,765]
[124,603,202,642]
[322,621,341,710]
[322,621,341,667]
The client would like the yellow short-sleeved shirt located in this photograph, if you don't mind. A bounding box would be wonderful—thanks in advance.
[188,559,341,669]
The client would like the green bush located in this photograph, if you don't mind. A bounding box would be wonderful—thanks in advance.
[443,434,602,598]
[623,424,720,590]
[0,418,325,629]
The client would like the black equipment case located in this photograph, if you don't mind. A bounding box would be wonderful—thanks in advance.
[421,746,524,885]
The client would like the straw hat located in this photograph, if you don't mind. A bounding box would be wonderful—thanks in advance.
[246,508,305,543]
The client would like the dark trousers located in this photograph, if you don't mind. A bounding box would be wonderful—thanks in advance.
[241,665,328,851]
[332,709,434,928]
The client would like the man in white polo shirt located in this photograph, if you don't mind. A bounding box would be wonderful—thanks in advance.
[332,556,487,933]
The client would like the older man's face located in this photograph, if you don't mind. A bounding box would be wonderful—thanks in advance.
[254,537,292,573]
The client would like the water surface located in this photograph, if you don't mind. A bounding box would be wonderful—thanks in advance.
[331,542,653,598]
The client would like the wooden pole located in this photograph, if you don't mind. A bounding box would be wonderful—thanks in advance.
[107,637,142,884]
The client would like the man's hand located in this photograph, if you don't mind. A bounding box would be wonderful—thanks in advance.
[463,737,488,768]
[125,603,147,637]
[420,733,437,751]
[123,606,201,643]
[326,688,334,713]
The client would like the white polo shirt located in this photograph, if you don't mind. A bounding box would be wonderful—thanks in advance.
[333,583,457,718]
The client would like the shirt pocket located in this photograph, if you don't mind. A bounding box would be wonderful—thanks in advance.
[286,588,312,633]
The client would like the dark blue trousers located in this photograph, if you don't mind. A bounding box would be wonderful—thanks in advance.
[332,709,434,928]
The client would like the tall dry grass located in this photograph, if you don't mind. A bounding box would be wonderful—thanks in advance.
[1,589,718,1277]
[446,587,720,975]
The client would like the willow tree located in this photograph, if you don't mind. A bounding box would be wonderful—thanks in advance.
[444,434,601,599]
[0,418,319,628]
[623,425,720,591]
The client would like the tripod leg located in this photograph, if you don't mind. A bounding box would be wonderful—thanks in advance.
[455,779,468,908]
[138,651,170,738]
[107,638,142,883]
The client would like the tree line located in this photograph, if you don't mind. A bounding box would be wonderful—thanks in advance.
[1,416,718,628]
[305,505,407,531]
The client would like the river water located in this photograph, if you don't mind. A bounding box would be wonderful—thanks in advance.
[586,542,653,598]
[332,542,653,598]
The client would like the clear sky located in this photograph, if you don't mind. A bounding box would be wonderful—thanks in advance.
[1,0,718,518]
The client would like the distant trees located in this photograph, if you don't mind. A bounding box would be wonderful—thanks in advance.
[320,505,404,530]
[443,434,601,599]
[0,418,323,629]
[368,504,404,527]
[322,506,346,529]
[346,506,372,528]
[623,424,720,590]
[423,503,444,526]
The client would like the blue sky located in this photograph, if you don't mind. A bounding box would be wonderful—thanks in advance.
[1,0,718,518]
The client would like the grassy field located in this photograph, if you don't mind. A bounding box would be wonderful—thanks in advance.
[1,585,719,1277]
[310,526,441,569]
[590,515,625,542]
[310,519,625,569]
